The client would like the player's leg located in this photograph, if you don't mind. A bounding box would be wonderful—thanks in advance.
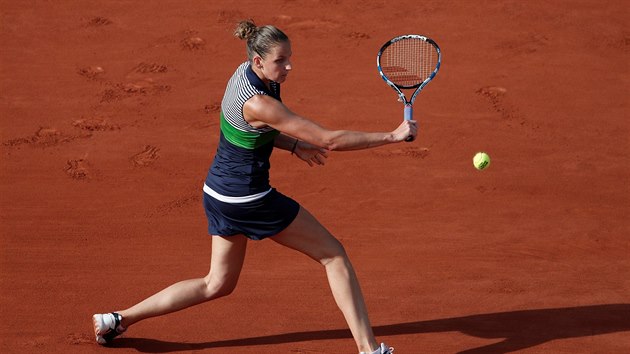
[270,207,380,353]
[115,234,248,328]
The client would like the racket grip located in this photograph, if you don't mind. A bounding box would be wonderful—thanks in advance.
[404,104,413,121]
[404,104,415,142]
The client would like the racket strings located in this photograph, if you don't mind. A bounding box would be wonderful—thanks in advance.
[381,39,438,87]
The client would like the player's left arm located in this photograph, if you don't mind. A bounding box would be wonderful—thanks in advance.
[274,133,298,151]
[274,133,328,166]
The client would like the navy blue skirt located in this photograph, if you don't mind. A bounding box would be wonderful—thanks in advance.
[203,189,300,240]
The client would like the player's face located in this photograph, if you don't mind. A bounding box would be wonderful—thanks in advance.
[258,41,292,84]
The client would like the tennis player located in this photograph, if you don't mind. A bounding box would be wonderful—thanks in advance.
[93,19,415,354]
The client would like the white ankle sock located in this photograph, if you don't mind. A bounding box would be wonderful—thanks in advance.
[359,343,392,354]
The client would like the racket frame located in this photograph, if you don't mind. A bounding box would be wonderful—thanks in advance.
[376,34,442,122]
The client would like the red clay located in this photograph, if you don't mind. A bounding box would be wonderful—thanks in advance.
[1,1,628,353]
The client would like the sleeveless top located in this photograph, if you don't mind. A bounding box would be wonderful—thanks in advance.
[204,62,281,203]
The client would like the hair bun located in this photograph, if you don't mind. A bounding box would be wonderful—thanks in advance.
[234,19,257,40]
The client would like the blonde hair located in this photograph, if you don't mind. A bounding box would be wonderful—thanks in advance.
[234,19,289,60]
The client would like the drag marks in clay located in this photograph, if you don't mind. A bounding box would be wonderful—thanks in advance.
[65,159,92,180]
[3,127,91,148]
[181,36,205,51]
[476,86,511,120]
[273,14,341,35]
[98,61,172,103]
[273,13,370,45]
[373,146,431,159]
[496,33,549,56]
[2,117,120,148]
[345,31,370,40]
[185,102,221,129]
[72,117,120,132]
[100,78,171,103]
[5,18,195,182]
[217,10,246,24]
[2,120,118,181]
[131,145,160,167]
[77,66,105,81]
[343,31,371,46]
[85,16,112,27]
[475,85,547,145]
[476,86,539,130]
[152,192,199,217]
[66,332,93,345]
[178,29,206,51]
[133,62,168,74]
[204,102,221,114]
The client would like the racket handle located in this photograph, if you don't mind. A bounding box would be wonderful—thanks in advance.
[404,104,415,142]
[404,104,413,121]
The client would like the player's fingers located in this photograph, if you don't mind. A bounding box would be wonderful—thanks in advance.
[408,120,417,132]
[311,154,323,165]
[408,123,417,135]
[408,124,417,140]
[317,153,327,165]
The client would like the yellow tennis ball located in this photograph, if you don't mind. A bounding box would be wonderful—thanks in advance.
[473,152,491,170]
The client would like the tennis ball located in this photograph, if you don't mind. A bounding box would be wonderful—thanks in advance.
[473,152,491,170]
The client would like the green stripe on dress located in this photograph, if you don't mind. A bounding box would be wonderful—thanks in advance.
[220,112,279,149]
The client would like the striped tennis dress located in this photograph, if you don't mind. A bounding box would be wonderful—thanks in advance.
[202,62,299,240]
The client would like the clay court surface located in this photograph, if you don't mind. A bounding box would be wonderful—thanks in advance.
[1,0,629,353]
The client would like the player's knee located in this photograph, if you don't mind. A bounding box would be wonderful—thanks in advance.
[319,240,348,267]
[208,281,237,298]
[204,274,239,298]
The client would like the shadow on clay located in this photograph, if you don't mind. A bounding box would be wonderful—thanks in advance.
[111,303,630,353]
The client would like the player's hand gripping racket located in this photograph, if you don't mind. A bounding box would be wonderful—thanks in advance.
[377,35,441,142]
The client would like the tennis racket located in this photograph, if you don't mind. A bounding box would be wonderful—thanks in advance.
[377,34,441,142]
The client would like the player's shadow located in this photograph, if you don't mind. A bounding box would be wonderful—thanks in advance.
[112,303,630,353]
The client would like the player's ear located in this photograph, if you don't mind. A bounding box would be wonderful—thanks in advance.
[252,55,263,69]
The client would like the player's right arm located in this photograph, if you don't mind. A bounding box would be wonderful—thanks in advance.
[243,95,416,151]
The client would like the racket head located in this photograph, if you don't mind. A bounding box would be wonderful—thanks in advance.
[377,34,441,94]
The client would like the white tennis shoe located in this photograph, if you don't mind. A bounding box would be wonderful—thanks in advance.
[360,342,394,354]
[92,312,126,345]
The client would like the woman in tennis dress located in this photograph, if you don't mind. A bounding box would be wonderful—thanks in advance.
[93,19,415,354]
